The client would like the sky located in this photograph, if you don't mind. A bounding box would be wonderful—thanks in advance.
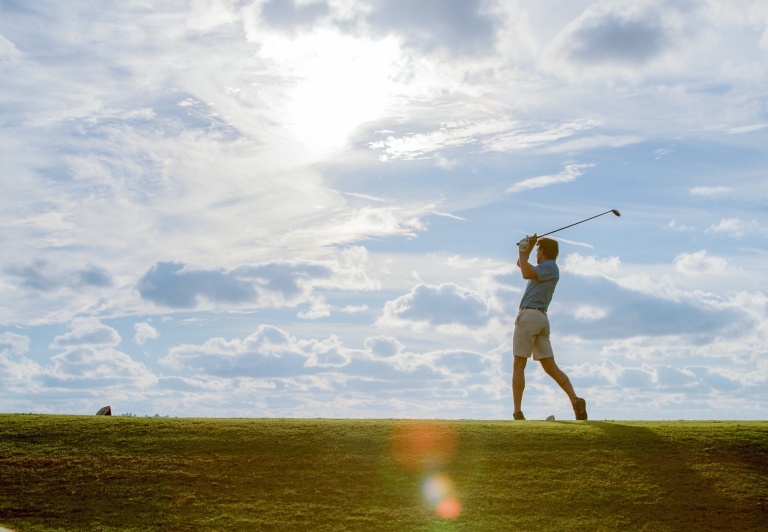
[1,0,767,420]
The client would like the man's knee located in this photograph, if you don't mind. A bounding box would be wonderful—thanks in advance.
[539,357,561,376]
[513,355,528,371]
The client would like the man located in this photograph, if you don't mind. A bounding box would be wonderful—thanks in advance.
[513,234,587,421]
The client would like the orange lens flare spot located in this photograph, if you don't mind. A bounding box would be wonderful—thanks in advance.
[389,421,457,471]
[437,497,461,519]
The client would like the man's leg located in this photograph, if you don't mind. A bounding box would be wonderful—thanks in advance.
[539,357,588,420]
[512,355,527,415]
[538,357,576,402]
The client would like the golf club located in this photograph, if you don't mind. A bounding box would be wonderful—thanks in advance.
[517,209,620,251]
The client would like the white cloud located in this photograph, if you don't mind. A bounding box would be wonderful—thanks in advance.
[506,164,594,194]
[315,208,427,243]
[0,331,31,356]
[561,253,621,277]
[47,347,157,387]
[538,135,643,153]
[50,318,121,349]
[690,186,733,196]
[0,34,21,60]
[674,251,729,276]
[377,283,492,331]
[705,218,766,237]
[161,324,353,372]
[370,119,601,161]
[667,220,694,231]
[573,305,608,321]
[133,322,159,345]
[137,248,379,310]
[727,124,768,134]
[434,153,458,169]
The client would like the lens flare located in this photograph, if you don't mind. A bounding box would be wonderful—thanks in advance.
[437,497,461,519]
[389,421,457,472]
[421,473,461,519]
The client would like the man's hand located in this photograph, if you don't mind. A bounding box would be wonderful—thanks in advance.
[518,233,538,280]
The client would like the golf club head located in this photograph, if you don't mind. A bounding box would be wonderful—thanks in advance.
[611,209,621,217]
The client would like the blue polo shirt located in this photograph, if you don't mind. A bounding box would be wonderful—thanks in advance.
[519,260,559,311]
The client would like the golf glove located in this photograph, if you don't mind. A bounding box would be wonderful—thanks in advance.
[517,236,532,253]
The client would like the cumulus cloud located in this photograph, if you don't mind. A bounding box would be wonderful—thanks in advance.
[137,250,378,310]
[674,251,729,276]
[137,262,257,309]
[77,265,112,287]
[161,324,352,374]
[365,335,404,358]
[506,164,594,194]
[377,283,491,330]
[551,2,674,67]
[50,317,121,348]
[47,347,156,387]
[133,322,159,345]
[705,218,766,237]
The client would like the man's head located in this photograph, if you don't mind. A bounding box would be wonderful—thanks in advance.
[536,238,559,263]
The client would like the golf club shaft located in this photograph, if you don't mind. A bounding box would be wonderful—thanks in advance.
[538,210,616,238]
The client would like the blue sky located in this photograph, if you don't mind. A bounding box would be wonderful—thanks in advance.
[1,0,767,419]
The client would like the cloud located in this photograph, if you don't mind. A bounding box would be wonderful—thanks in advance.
[137,262,258,309]
[133,322,159,345]
[552,274,744,341]
[557,6,671,66]
[727,124,768,134]
[667,220,694,231]
[0,33,21,60]
[46,347,156,387]
[377,283,491,330]
[138,249,380,311]
[538,135,643,153]
[261,0,329,31]
[506,164,594,194]
[561,253,621,277]
[705,218,766,237]
[235,262,332,299]
[365,335,404,358]
[321,207,426,242]
[690,186,733,196]
[77,265,112,287]
[50,317,121,348]
[161,324,352,374]
[0,331,30,356]
[5,261,61,292]
[365,0,498,55]
[369,120,600,161]
[674,251,729,276]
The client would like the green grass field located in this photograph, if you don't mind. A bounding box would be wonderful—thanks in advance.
[1,415,766,531]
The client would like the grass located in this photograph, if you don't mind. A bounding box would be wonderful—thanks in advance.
[0,416,767,531]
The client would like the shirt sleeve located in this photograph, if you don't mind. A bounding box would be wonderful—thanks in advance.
[533,262,558,282]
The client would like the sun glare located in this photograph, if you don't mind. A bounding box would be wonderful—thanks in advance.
[259,30,403,158]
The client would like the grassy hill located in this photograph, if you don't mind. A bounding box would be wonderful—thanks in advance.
[0,415,766,531]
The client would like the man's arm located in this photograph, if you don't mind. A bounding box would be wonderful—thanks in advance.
[518,234,538,280]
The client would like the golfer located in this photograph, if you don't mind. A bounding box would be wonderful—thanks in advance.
[512,234,588,420]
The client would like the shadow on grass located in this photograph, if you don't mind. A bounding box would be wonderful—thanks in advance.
[585,421,765,530]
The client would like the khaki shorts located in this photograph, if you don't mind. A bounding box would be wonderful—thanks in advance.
[513,309,554,360]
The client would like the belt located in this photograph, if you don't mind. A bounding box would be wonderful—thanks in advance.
[520,306,547,314]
